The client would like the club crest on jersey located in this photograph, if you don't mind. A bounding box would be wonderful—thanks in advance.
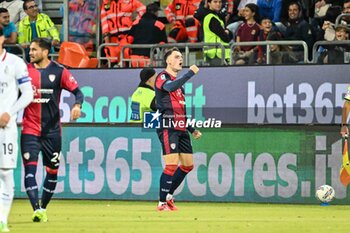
[23,152,30,160]
[48,74,56,82]
[170,143,176,150]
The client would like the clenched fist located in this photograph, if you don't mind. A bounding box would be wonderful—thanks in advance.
[71,104,81,121]
[192,130,202,139]
[189,65,199,74]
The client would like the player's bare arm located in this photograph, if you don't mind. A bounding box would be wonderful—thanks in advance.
[0,112,10,128]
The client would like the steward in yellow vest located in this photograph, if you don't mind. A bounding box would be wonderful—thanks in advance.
[130,68,157,123]
[203,0,232,66]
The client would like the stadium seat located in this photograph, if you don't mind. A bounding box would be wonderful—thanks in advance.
[58,41,98,68]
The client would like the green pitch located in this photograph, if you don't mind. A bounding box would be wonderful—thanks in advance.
[8,199,350,233]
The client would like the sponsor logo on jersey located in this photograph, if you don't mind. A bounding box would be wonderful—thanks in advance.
[4,65,8,75]
[0,82,8,88]
[33,98,50,103]
[38,89,53,94]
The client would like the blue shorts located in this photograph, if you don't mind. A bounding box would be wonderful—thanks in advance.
[20,134,61,169]
[157,129,193,155]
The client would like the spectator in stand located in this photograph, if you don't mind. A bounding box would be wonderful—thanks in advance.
[233,3,260,65]
[194,0,233,41]
[202,0,232,65]
[321,5,342,41]
[226,0,257,39]
[195,0,233,23]
[257,17,274,64]
[282,1,314,61]
[257,0,282,23]
[18,0,60,49]
[128,3,167,67]
[319,25,350,64]
[68,0,97,53]
[342,0,350,24]
[0,8,17,44]
[0,0,25,26]
[165,0,201,43]
[100,0,146,65]
[266,31,298,64]
[280,0,305,23]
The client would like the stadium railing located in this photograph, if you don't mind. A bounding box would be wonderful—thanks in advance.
[97,42,120,68]
[229,40,309,64]
[72,41,350,68]
[335,13,350,27]
[97,41,308,68]
[119,42,226,68]
[311,40,350,63]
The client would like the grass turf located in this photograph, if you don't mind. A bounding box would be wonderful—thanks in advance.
[8,199,350,233]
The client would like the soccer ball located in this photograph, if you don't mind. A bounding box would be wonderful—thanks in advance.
[315,185,335,203]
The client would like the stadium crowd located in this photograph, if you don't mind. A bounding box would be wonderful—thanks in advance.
[1,0,350,66]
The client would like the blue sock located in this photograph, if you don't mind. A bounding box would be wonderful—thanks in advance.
[24,165,40,210]
[159,173,173,202]
[169,167,188,195]
[41,172,58,209]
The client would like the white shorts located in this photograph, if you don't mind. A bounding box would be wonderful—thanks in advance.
[0,126,18,169]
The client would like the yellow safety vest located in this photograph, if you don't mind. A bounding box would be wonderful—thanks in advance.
[130,86,155,123]
[18,13,60,44]
[203,13,230,60]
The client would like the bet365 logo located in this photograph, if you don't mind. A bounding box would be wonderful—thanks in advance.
[143,110,162,129]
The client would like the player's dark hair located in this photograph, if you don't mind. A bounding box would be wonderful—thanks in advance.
[163,47,180,63]
[0,8,8,14]
[31,38,51,52]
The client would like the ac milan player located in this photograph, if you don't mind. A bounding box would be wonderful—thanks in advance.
[0,26,33,233]
[21,38,83,222]
[155,47,202,211]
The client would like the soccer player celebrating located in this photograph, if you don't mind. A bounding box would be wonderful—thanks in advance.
[0,27,33,232]
[155,47,202,211]
[21,38,83,222]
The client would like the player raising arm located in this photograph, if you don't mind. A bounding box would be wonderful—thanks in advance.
[0,27,33,232]
[155,47,201,211]
[21,38,83,223]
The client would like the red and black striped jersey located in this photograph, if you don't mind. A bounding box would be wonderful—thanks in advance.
[22,61,79,137]
[155,70,187,131]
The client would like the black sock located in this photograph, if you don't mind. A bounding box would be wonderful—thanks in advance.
[24,165,40,210]
[159,172,173,202]
[41,172,58,209]
[169,167,188,195]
